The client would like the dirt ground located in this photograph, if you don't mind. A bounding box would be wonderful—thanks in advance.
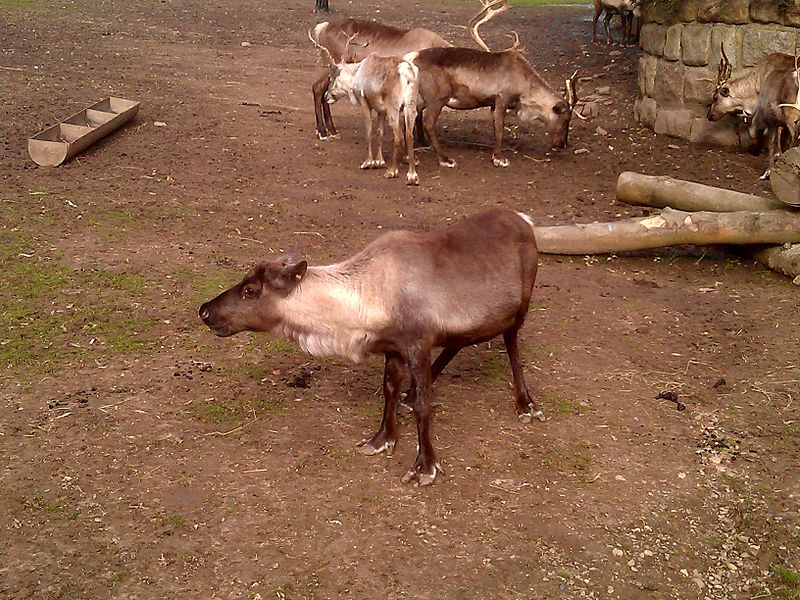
[1,0,798,598]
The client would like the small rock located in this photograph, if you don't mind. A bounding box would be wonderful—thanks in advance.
[241,41,251,47]
[574,148,590,155]
[613,548,624,557]
[678,472,687,479]
[609,50,622,56]
[668,144,680,149]
[154,121,167,127]
[596,85,611,95]
[595,126,609,136]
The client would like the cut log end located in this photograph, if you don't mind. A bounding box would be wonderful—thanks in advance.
[770,148,800,207]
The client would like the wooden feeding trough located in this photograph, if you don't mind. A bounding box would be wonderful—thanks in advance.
[28,97,140,166]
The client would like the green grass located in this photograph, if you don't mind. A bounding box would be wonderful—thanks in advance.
[192,395,283,425]
[0,230,160,369]
[773,564,800,588]
[267,339,299,356]
[546,392,589,415]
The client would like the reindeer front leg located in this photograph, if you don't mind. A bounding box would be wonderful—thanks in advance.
[359,102,380,170]
[401,344,442,486]
[761,126,780,180]
[492,99,510,167]
[384,106,402,179]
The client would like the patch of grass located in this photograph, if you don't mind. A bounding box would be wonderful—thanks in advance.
[192,395,283,425]
[185,270,235,305]
[474,350,509,387]
[162,514,189,535]
[546,392,589,415]
[267,338,299,356]
[773,564,800,588]
[0,231,159,368]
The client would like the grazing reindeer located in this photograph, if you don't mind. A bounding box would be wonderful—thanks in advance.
[199,208,545,486]
[314,0,329,13]
[310,19,450,140]
[310,31,421,185]
[592,0,640,45]
[707,45,799,179]
[411,0,583,168]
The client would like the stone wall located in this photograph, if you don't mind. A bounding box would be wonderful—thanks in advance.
[635,0,800,148]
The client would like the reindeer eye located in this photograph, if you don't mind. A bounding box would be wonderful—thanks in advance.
[242,286,259,299]
[720,87,730,97]
[553,104,566,115]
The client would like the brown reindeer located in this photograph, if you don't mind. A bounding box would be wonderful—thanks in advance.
[411,0,582,168]
[199,208,544,486]
[592,0,640,45]
[707,46,799,179]
[310,18,450,140]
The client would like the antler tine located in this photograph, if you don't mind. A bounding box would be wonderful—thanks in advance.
[308,27,335,65]
[719,42,732,83]
[501,31,523,53]
[469,0,511,52]
[565,68,588,120]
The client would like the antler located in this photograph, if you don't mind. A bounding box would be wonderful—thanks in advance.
[308,28,335,65]
[717,42,732,87]
[565,69,588,120]
[469,0,511,52]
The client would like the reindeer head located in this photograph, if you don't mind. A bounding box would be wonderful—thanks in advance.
[706,43,747,121]
[326,60,362,106]
[515,73,577,149]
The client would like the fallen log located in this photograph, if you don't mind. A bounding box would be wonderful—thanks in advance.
[747,244,800,285]
[770,148,800,207]
[534,208,800,255]
[616,172,788,212]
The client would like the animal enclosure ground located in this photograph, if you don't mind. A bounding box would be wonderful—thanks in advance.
[1,1,798,598]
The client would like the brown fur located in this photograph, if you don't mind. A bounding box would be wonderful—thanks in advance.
[410,47,572,168]
[311,18,450,140]
[199,208,543,486]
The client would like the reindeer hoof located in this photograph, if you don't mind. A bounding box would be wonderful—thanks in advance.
[518,412,532,424]
[533,410,546,422]
[357,438,396,457]
[401,463,441,486]
[360,160,379,170]
[759,170,771,180]
[492,157,510,168]
[439,159,457,168]
[406,173,420,186]
[384,168,399,179]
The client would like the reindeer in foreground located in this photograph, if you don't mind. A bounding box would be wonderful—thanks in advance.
[707,46,800,179]
[310,31,421,185]
[592,0,640,45]
[310,19,450,140]
[411,0,582,168]
[199,208,544,486]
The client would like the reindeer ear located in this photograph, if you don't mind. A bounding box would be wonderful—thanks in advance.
[263,258,308,291]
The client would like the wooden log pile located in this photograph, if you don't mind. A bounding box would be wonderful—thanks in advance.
[534,170,800,284]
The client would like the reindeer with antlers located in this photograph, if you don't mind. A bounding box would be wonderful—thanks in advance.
[309,19,450,140]
[410,0,584,168]
[309,30,421,185]
[707,44,800,179]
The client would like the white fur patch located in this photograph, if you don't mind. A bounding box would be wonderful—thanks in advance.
[516,211,535,229]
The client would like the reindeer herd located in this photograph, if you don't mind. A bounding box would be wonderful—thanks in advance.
[200,2,800,486]
[308,0,584,185]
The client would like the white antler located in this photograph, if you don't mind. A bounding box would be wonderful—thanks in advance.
[308,28,335,65]
[469,0,511,52]
[565,69,588,120]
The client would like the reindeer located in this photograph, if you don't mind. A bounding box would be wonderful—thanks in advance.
[310,31,421,185]
[199,207,545,486]
[707,45,799,179]
[592,0,640,45]
[310,19,450,140]
[411,0,583,168]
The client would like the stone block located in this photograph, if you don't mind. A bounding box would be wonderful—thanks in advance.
[785,0,800,27]
[689,116,751,148]
[653,59,686,106]
[710,25,743,70]
[641,0,671,24]
[685,66,717,105]
[698,0,750,24]
[676,0,700,22]
[664,24,682,61]
[682,24,712,66]
[742,26,798,67]
[640,23,666,56]
[654,108,693,138]
[751,0,784,24]
[644,54,658,97]
[636,95,658,128]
